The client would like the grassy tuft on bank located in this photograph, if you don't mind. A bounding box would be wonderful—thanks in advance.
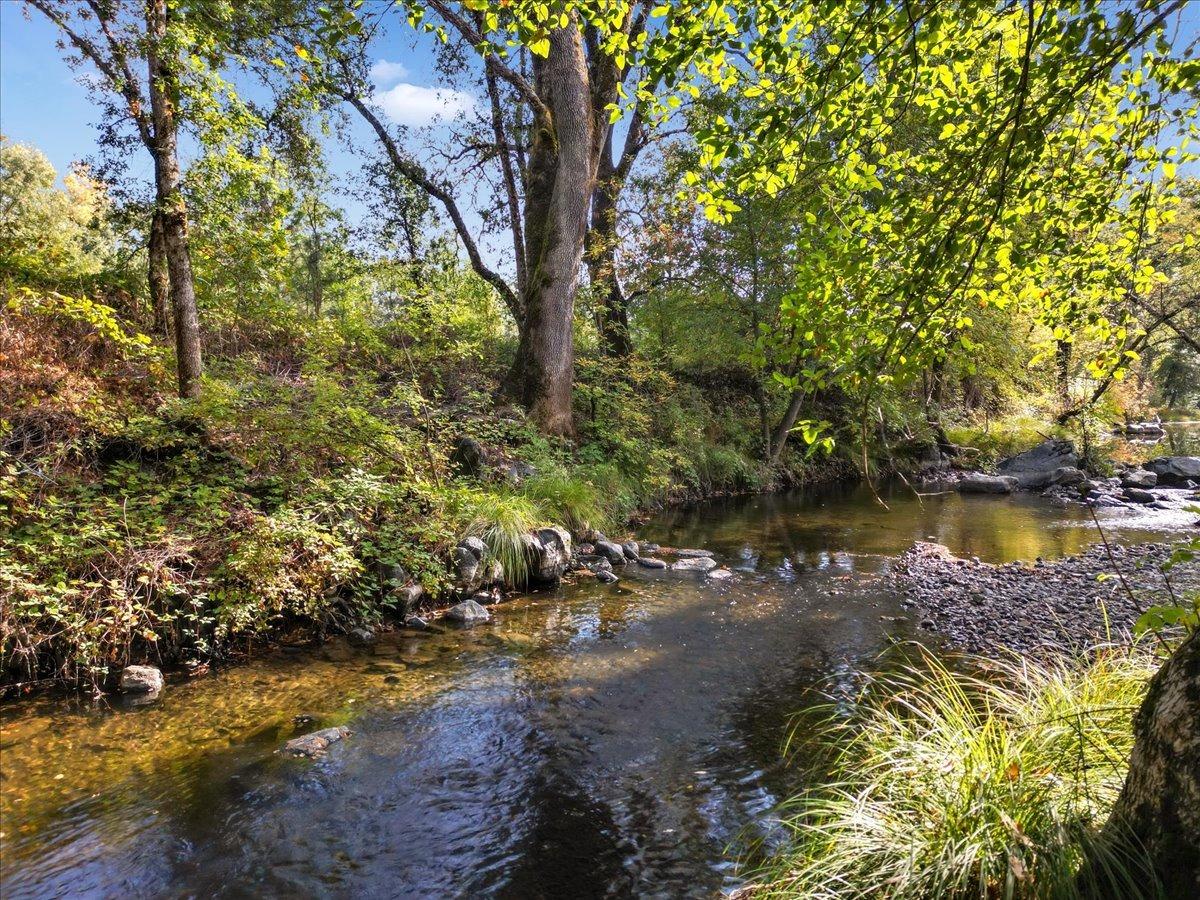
[747,645,1159,900]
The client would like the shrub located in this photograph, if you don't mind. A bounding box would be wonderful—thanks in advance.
[748,645,1159,900]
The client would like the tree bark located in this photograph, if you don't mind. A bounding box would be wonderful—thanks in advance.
[769,388,807,464]
[503,24,596,436]
[588,127,631,357]
[1094,630,1200,898]
[146,0,202,399]
[148,208,170,337]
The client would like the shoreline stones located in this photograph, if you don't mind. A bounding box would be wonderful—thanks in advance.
[444,598,491,626]
[120,665,163,695]
[281,726,350,758]
[958,473,1018,494]
[637,557,667,569]
[892,540,1199,656]
[522,526,572,582]
[672,556,719,573]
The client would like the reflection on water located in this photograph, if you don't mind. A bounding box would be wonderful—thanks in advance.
[1107,421,1200,464]
[0,481,1189,898]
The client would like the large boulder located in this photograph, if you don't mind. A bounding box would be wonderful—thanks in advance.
[958,473,1019,494]
[1124,487,1156,504]
[1048,466,1086,486]
[996,439,1079,489]
[452,537,502,593]
[444,599,491,626]
[672,556,719,572]
[1121,469,1158,489]
[594,540,628,566]
[1145,456,1200,485]
[120,665,164,695]
[522,526,572,582]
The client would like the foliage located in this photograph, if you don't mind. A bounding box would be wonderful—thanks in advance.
[749,645,1161,899]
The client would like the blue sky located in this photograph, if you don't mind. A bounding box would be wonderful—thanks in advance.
[3,1,1198,272]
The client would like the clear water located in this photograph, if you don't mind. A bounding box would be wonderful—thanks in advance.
[1,480,1193,898]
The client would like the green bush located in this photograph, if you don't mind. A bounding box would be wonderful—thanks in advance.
[748,645,1158,899]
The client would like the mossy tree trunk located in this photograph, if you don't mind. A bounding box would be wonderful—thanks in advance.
[1099,630,1200,897]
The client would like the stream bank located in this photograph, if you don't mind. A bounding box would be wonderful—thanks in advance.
[3,478,1196,897]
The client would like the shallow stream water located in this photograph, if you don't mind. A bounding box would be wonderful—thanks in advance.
[1,478,1195,898]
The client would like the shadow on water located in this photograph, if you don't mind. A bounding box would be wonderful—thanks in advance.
[1,479,1192,898]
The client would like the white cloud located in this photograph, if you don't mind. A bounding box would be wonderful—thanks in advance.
[374,82,475,127]
[369,59,410,85]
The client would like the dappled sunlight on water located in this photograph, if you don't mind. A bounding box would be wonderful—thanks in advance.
[1,480,1192,898]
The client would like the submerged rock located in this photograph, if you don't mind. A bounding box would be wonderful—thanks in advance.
[347,627,376,647]
[281,726,350,758]
[958,473,1018,494]
[673,548,715,558]
[120,665,163,695]
[596,570,619,584]
[444,599,491,626]
[672,556,719,572]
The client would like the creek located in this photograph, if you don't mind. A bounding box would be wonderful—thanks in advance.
[1,476,1195,898]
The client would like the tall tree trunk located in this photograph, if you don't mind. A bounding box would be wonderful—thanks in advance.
[769,388,807,464]
[1091,630,1200,898]
[504,25,595,436]
[588,126,631,357]
[148,208,170,337]
[146,0,202,399]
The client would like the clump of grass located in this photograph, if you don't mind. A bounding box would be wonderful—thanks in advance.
[748,645,1158,900]
[521,470,611,535]
[452,489,544,586]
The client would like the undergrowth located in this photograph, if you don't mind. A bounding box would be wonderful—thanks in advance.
[1,286,795,692]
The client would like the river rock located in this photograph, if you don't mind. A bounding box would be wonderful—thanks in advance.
[583,555,613,574]
[674,549,715,558]
[706,568,733,580]
[444,599,491,626]
[997,439,1079,486]
[1124,487,1156,504]
[1048,466,1085,486]
[594,540,627,566]
[1145,456,1200,485]
[404,615,432,631]
[596,570,619,584]
[281,726,350,758]
[394,583,425,618]
[672,556,719,572]
[637,556,668,569]
[347,627,376,647]
[621,540,640,561]
[958,473,1018,494]
[522,526,572,582]
[120,665,163,694]
[639,541,660,554]
[1121,469,1158,489]
[452,538,487,592]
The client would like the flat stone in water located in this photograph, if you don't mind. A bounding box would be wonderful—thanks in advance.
[281,726,350,758]
[672,556,718,572]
